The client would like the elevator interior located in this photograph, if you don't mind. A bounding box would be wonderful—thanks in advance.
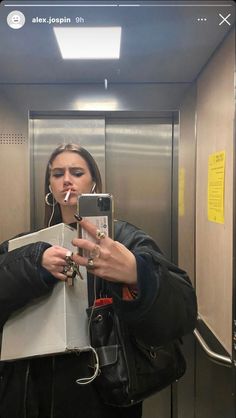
[0,1,235,417]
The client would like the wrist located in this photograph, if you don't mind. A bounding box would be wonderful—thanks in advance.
[126,253,137,285]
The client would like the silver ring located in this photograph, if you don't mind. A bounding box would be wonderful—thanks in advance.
[96,229,106,240]
[89,244,101,260]
[87,258,95,269]
[65,251,73,263]
[62,265,69,275]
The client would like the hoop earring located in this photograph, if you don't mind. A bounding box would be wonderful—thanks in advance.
[91,183,96,193]
[45,192,55,207]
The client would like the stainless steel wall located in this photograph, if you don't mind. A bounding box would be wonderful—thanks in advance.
[106,118,173,259]
[177,29,235,418]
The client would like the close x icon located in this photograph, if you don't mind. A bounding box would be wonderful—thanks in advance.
[218,13,231,26]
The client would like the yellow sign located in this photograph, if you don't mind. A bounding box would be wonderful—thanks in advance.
[208,151,225,224]
[179,167,185,217]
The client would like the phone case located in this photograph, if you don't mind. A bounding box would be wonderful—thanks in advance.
[77,194,114,255]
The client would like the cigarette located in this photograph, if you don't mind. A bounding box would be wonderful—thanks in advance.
[64,189,71,203]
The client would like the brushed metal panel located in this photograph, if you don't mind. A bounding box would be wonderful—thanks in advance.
[105,118,172,260]
[0,143,29,242]
[143,388,171,418]
[172,119,179,264]
[195,343,234,418]
[0,91,30,242]
[196,29,234,355]
[30,117,105,229]
[179,85,197,285]
[177,85,197,418]
[106,117,173,417]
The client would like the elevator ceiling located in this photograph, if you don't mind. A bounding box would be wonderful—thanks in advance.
[0,1,234,84]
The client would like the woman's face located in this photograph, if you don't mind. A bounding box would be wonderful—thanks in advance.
[49,151,94,207]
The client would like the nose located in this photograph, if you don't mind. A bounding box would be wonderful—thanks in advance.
[63,169,72,185]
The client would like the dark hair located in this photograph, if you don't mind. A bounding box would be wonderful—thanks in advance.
[44,143,102,226]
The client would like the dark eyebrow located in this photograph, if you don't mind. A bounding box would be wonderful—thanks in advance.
[50,166,85,172]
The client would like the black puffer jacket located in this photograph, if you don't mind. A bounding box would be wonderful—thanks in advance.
[0,221,197,418]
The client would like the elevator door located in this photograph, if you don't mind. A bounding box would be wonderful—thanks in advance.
[31,115,174,418]
[106,118,173,259]
[105,117,173,418]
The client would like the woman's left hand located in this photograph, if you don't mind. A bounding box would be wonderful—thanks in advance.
[71,218,137,285]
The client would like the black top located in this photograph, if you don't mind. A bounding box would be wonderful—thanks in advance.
[0,220,197,418]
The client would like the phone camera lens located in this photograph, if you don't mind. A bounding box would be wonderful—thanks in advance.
[97,197,110,211]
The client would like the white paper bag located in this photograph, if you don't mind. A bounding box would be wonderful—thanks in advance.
[1,223,90,360]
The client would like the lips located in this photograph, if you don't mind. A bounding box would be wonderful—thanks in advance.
[62,188,76,194]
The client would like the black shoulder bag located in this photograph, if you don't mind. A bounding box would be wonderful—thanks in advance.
[86,301,186,407]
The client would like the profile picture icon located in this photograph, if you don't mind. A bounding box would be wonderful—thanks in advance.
[7,10,25,29]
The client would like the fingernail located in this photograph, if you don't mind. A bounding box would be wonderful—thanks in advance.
[74,213,83,222]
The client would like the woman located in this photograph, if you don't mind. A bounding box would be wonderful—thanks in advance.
[0,143,197,418]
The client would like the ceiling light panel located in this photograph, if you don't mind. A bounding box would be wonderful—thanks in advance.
[53,27,121,59]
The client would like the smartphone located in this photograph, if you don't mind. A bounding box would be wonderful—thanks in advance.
[77,194,114,255]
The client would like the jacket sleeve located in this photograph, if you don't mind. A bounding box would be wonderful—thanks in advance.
[111,221,197,346]
[0,240,57,329]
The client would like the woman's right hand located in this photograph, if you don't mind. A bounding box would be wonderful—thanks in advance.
[41,245,69,281]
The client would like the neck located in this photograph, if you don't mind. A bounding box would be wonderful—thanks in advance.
[60,205,76,225]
